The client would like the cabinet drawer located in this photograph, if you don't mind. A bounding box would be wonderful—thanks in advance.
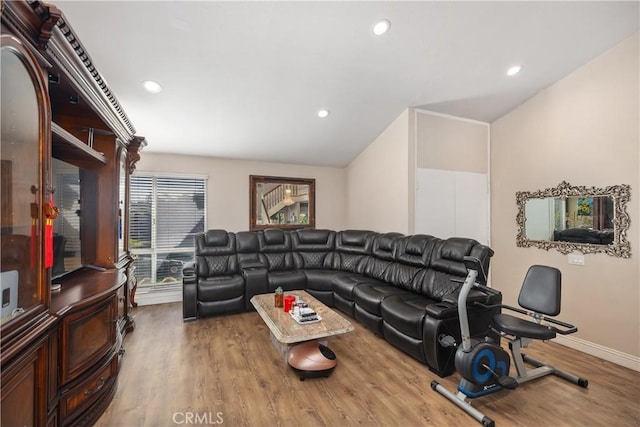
[59,355,117,425]
[60,295,117,385]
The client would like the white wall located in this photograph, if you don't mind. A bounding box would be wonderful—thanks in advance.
[346,109,410,233]
[414,110,490,244]
[135,153,347,232]
[491,33,639,363]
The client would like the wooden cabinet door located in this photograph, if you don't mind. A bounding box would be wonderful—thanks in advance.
[59,295,117,385]
[1,335,48,427]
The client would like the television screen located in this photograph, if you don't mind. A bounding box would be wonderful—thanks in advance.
[51,158,94,278]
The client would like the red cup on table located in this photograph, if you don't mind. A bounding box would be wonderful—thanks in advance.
[283,295,296,313]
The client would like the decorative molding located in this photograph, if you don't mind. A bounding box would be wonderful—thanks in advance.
[29,0,61,47]
[44,16,136,143]
[127,136,147,174]
[2,1,56,67]
[516,181,631,258]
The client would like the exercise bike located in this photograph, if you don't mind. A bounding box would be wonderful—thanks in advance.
[431,256,588,427]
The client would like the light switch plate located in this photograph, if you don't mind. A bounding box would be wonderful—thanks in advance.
[568,253,585,266]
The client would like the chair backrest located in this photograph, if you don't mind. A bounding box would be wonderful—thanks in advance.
[257,228,294,271]
[387,234,437,291]
[236,231,261,265]
[291,229,336,269]
[334,230,376,274]
[518,265,561,316]
[419,237,489,300]
[365,232,403,282]
[195,230,238,277]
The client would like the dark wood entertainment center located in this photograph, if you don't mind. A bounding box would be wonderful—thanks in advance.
[1,1,146,425]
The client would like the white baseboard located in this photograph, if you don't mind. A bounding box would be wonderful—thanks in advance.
[555,334,640,372]
[135,290,182,306]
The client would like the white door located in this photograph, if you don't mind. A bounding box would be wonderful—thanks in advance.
[415,168,489,245]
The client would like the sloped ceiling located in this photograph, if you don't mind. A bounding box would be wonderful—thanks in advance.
[56,1,639,167]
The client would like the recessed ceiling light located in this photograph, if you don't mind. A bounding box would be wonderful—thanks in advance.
[142,80,162,93]
[506,65,522,76]
[372,19,391,36]
[317,109,330,118]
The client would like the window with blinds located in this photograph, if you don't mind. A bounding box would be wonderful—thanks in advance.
[129,174,206,292]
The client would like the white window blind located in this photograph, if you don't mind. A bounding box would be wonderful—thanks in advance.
[129,174,206,291]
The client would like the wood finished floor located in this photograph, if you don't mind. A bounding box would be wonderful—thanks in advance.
[96,302,640,427]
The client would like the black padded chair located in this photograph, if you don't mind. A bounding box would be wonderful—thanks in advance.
[258,229,305,291]
[193,230,245,317]
[491,265,588,386]
[353,233,415,335]
[291,229,337,306]
[331,230,377,317]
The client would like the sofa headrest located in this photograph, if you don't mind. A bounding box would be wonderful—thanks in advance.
[204,230,229,246]
[236,231,259,253]
[378,233,402,251]
[441,238,476,261]
[258,229,291,252]
[429,238,477,276]
[340,230,373,246]
[335,230,375,255]
[292,229,336,252]
[263,229,285,245]
[297,229,332,244]
[405,234,434,256]
[372,232,403,260]
[395,234,437,267]
[196,231,236,256]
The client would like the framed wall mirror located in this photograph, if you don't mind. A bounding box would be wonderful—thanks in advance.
[516,181,631,258]
[250,175,315,231]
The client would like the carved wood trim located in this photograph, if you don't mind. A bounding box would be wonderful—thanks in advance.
[127,136,147,174]
[44,13,136,143]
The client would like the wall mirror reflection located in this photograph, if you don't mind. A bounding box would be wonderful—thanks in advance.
[249,175,315,231]
[516,181,630,257]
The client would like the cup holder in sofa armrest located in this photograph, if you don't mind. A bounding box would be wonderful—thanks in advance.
[425,302,458,319]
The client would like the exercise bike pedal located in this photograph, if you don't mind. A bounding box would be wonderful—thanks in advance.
[497,375,518,390]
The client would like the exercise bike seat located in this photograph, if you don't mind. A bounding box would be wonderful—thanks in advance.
[492,314,556,340]
[492,265,564,341]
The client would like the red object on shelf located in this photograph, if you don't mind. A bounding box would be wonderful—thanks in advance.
[44,195,59,269]
[283,296,296,313]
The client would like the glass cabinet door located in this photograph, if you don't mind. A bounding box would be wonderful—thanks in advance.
[117,148,127,260]
[1,36,46,326]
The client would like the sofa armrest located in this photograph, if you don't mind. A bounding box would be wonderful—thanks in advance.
[183,262,196,277]
[425,302,458,319]
[440,288,495,306]
[239,260,266,270]
[241,263,268,311]
[182,262,198,321]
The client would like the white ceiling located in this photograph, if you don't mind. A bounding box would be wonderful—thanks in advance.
[55,1,639,167]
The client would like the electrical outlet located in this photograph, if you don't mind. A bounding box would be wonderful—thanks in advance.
[568,253,585,266]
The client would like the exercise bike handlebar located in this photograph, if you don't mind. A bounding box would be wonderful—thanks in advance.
[471,282,501,296]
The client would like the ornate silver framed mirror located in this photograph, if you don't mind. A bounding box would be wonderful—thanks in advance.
[516,181,630,258]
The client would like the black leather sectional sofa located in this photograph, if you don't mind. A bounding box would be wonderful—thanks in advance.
[182,228,501,377]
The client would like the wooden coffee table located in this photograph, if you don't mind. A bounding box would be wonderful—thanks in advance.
[250,290,354,362]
